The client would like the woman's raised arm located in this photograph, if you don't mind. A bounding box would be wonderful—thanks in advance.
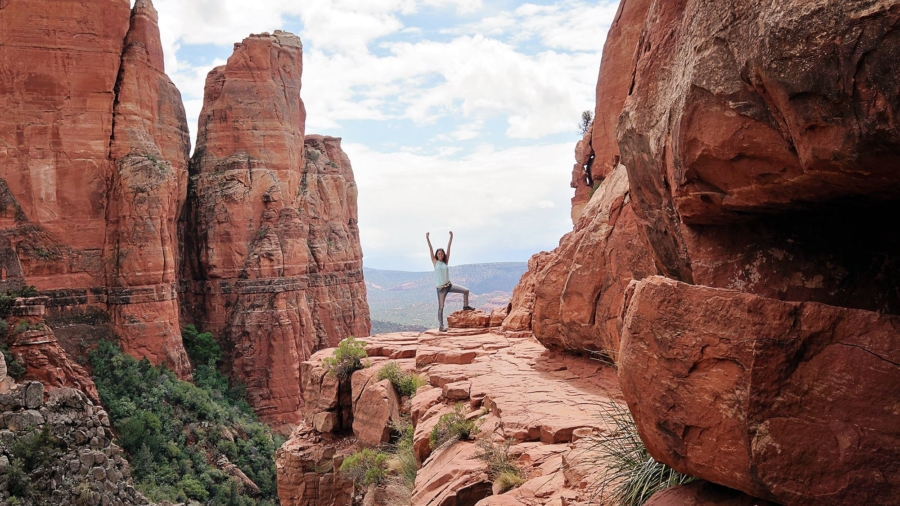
[426,232,435,266]
[446,231,453,263]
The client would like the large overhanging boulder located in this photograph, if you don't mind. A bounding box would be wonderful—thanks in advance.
[618,276,900,505]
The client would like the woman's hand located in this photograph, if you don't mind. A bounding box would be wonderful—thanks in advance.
[449,231,453,238]
[426,232,430,239]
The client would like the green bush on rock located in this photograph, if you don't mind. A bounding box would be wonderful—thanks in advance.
[429,404,477,449]
[322,337,369,381]
[339,448,390,486]
[376,361,427,398]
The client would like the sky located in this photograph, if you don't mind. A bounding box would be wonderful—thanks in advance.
[146,0,619,270]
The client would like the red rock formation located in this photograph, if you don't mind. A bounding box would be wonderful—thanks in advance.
[275,426,354,506]
[619,276,900,506]
[279,331,622,506]
[0,0,191,376]
[3,298,100,403]
[106,0,191,375]
[645,481,777,506]
[570,0,653,222]
[447,309,491,329]
[507,165,656,354]
[617,0,900,312]
[182,33,370,425]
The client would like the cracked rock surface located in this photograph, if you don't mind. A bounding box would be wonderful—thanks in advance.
[620,276,900,506]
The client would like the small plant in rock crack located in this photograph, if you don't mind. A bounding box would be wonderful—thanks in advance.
[376,361,428,398]
[579,400,695,505]
[339,448,390,486]
[322,336,369,381]
[475,437,526,494]
[429,403,478,449]
[578,109,594,136]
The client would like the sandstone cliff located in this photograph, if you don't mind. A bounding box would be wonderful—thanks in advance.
[0,0,191,377]
[506,0,900,504]
[181,33,370,425]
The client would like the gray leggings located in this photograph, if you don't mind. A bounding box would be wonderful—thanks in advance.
[437,283,470,327]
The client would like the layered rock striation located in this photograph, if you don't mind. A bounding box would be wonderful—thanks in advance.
[278,331,625,506]
[0,0,191,376]
[181,33,370,425]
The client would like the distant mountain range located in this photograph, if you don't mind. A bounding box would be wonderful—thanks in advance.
[365,262,528,330]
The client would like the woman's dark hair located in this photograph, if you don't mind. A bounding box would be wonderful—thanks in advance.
[434,248,448,263]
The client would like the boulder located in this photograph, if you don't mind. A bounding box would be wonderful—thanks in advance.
[23,381,43,409]
[529,165,656,354]
[276,427,354,506]
[442,381,471,401]
[489,306,508,328]
[619,276,900,506]
[411,442,492,506]
[617,0,900,313]
[410,386,443,425]
[448,310,491,329]
[352,379,400,447]
[645,481,777,506]
[501,252,552,332]
[313,412,337,434]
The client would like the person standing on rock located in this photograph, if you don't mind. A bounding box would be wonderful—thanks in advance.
[427,231,474,332]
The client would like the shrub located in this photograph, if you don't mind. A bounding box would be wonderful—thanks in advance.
[322,337,368,381]
[429,404,477,449]
[340,448,389,486]
[89,340,280,504]
[376,361,428,398]
[1,343,26,379]
[182,324,222,367]
[475,438,525,493]
[390,418,417,489]
[578,110,594,136]
[582,401,695,505]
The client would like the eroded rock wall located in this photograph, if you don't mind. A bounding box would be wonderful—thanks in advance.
[181,33,370,425]
[0,0,191,376]
[617,0,900,311]
[509,1,900,504]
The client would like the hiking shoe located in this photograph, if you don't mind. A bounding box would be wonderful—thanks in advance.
[463,306,475,311]
[439,327,446,332]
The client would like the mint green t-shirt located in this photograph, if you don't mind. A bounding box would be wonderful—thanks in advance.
[434,261,450,288]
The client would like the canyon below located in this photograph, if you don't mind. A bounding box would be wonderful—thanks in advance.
[1,0,899,505]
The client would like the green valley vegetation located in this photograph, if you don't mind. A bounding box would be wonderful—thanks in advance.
[89,326,283,505]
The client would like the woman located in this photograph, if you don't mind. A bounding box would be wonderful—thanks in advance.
[427,231,474,332]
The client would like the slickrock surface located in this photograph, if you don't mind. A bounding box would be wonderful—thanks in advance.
[181,32,370,424]
[526,165,656,354]
[0,0,191,375]
[620,276,900,506]
[278,331,625,506]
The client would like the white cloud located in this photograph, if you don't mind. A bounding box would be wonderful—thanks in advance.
[141,0,614,267]
[347,141,574,269]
